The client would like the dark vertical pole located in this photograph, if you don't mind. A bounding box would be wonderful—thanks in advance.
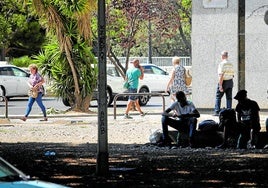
[0,49,5,61]
[96,0,109,176]
[238,0,245,90]
[148,18,152,64]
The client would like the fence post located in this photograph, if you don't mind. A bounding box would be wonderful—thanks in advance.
[1,96,8,118]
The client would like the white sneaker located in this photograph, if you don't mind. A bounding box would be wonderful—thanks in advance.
[124,114,133,119]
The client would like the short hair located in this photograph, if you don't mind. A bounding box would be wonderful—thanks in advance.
[29,64,38,72]
[175,91,186,100]
[221,51,228,57]
[172,56,180,65]
[130,59,139,64]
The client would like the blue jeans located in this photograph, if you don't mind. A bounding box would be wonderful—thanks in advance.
[161,115,197,143]
[25,92,46,117]
[214,84,233,113]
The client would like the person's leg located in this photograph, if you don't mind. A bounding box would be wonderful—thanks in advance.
[188,117,197,147]
[124,88,136,118]
[250,123,261,147]
[237,126,250,149]
[161,116,179,145]
[125,100,134,118]
[21,97,35,121]
[225,87,233,109]
[35,93,47,120]
[214,85,224,114]
[134,99,144,115]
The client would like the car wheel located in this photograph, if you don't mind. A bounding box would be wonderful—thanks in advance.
[0,87,6,102]
[138,87,150,106]
[62,97,70,107]
[107,88,113,106]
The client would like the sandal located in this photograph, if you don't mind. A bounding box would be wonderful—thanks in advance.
[20,117,27,121]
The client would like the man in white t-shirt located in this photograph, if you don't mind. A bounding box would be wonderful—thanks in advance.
[160,91,200,148]
[214,51,235,116]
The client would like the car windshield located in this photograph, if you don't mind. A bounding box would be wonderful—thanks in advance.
[142,65,168,75]
[0,158,28,182]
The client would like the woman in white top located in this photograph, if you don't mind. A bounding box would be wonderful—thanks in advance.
[166,56,189,101]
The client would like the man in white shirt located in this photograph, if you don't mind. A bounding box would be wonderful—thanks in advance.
[214,51,235,116]
[160,91,200,148]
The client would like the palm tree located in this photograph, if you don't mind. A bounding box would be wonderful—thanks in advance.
[24,0,98,112]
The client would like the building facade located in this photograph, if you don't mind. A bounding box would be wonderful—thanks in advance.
[192,0,268,109]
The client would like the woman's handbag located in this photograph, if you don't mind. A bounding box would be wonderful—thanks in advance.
[28,88,38,98]
[185,69,192,86]
[123,80,130,89]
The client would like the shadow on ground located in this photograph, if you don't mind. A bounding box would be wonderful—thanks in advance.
[0,142,268,188]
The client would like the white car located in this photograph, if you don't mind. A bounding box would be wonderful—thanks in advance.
[93,63,170,106]
[0,65,31,100]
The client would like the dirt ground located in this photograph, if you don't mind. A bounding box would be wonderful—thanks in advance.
[1,142,268,188]
[0,112,268,188]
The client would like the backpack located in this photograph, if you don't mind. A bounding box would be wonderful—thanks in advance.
[198,119,219,132]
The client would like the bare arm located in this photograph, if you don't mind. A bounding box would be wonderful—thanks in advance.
[139,67,144,80]
[178,109,200,118]
[166,70,175,92]
[33,77,45,89]
[218,73,224,92]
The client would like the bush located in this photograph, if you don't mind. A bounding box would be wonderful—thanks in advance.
[10,56,35,67]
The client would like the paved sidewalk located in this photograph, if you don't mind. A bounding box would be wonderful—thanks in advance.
[2,108,268,131]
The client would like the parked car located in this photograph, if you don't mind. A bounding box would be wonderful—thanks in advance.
[0,65,29,100]
[92,63,170,106]
[0,156,69,188]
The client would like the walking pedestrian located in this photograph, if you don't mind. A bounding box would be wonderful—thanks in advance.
[124,59,146,119]
[21,64,47,121]
[166,56,189,102]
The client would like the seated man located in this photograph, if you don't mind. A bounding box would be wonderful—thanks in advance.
[160,91,200,147]
[215,108,238,149]
[234,90,261,149]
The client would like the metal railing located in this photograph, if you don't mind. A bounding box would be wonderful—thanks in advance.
[107,56,191,67]
[113,93,167,119]
[0,96,8,118]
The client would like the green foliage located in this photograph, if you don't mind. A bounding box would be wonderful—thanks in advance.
[0,0,46,58]
[10,56,35,67]
[33,39,98,102]
[91,0,192,61]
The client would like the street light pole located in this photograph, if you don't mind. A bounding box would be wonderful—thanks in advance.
[96,0,109,176]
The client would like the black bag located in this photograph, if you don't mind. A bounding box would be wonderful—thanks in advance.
[198,119,219,131]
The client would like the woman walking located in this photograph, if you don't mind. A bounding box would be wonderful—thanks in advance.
[21,64,47,121]
[166,56,189,102]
